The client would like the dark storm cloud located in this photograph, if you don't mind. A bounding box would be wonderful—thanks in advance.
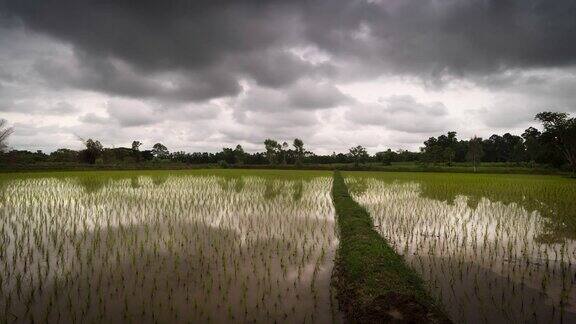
[2,0,576,100]
[301,0,576,80]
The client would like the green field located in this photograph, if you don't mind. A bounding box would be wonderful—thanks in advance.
[0,170,343,323]
[344,171,576,323]
[1,169,574,323]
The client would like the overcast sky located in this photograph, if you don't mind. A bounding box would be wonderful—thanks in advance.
[1,0,575,154]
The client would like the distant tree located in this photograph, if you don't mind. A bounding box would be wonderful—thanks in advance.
[152,143,169,159]
[234,145,245,165]
[467,136,483,172]
[522,127,542,165]
[536,111,576,172]
[293,138,305,166]
[50,148,80,163]
[437,131,458,149]
[264,139,280,164]
[510,142,526,165]
[81,138,103,164]
[422,136,445,164]
[221,147,236,164]
[375,149,395,165]
[280,142,289,164]
[349,145,369,167]
[131,141,142,151]
[131,141,142,162]
[443,147,456,166]
[0,119,14,153]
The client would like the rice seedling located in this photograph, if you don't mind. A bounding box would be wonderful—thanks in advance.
[344,171,576,323]
[0,170,343,323]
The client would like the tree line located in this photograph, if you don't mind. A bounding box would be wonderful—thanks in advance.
[1,111,574,171]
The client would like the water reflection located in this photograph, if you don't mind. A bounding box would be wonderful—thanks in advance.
[346,176,576,323]
[0,172,342,323]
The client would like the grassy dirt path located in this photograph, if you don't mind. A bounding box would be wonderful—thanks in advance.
[331,171,450,323]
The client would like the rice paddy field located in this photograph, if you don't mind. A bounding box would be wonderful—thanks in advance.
[0,169,575,323]
[344,171,576,323]
[0,170,343,323]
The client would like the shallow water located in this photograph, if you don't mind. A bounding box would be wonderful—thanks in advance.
[0,171,344,323]
[346,175,576,323]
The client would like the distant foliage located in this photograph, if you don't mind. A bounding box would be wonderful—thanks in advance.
[2,112,575,171]
[0,119,14,153]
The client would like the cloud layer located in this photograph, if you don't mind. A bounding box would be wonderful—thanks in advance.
[1,0,576,153]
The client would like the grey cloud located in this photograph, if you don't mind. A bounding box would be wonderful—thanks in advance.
[0,100,77,115]
[79,99,222,128]
[3,0,575,99]
[79,113,109,125]
[34,52,242,102]
[346,95,451,133]
[238,81,352,113]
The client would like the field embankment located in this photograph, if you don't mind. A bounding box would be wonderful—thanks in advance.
[0,161,570,176]
[331,171,450,323]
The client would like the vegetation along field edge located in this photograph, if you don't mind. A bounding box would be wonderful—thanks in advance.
[331,171,450,323]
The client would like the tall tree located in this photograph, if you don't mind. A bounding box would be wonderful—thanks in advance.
[264,139,280,164]
[221,147,235,164]
[522,127,542,165]
[0,119,14,153]
[131,141,142,162]
[467,136,483,172]
[349,145,368,167]
[443,147,456,166]
[234,145,245,165]
[81,138,103,164]
[131,141,142,151]
[536,112,576,172]
[280,142,289,164]
[293,138,305,166]
[376,149,395,165]
[152,143,169,159]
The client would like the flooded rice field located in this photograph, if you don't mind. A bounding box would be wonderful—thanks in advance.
[0,170,343,323]
[345,172,576,323]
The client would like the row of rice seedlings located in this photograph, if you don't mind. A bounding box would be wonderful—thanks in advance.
[346,176,576,324]
[0,173,343,323]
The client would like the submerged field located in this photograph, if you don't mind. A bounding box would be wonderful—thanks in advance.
[1,169,575,323]
[344,171,576,323]
[0,170,343,323]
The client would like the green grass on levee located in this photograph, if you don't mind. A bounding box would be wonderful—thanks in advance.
[331,171,449,322]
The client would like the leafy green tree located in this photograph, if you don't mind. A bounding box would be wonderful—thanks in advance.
[50,148,79,162]
[443,147,456,166]
[234,145,245,165]
[467,136,483,172]
[375,149,395,165]
[220,147,234,164]
[152,143,169,159]
[422,138,442,164]
[0,119,14,153]
[423,131,459,164]
[131,141,142,162]
[131,141,142,151]
[522,127,542,165]
[536,111,576,171]
[264,139,280,164]
[280,142,289,164]
[293,138,305,166]
[81,138,103,164]
[349,145,368,167]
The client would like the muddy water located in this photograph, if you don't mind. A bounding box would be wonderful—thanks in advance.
[0,172,344,323]
[346,177,576,324]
